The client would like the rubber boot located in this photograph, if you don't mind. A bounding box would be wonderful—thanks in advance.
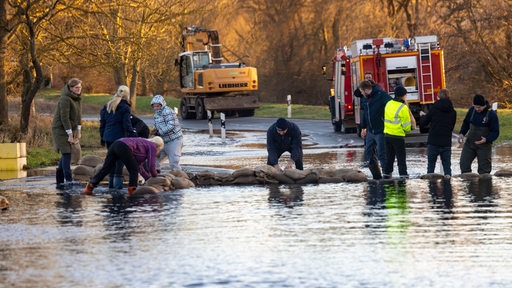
[113,175,124,190]
[82,182,95,195]
[127,186,137,196]
[56,168,64,188]
[108,174,114,189]
[368,161,382,180]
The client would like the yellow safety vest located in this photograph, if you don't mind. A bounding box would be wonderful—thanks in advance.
[384,100,412,137]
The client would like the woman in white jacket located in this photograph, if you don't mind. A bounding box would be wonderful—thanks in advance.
[150,95,184,171]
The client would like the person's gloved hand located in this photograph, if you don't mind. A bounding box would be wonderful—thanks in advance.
[458,134,465,144]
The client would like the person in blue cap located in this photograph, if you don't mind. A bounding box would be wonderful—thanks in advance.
[266,118,303,170]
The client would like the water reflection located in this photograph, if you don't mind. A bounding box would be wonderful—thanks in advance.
[428,179,454,211]
[364,180,410,236]
[55,193,83,227]
[465,177,496,205]
[267,184,304,208]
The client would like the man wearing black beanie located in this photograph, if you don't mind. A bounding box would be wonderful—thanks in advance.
[267,118,303,170]
[458,94,500,174]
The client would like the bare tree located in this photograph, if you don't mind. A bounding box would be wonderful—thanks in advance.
[437,0,512,103]
[12,0,69,135]
[0,0,22,126]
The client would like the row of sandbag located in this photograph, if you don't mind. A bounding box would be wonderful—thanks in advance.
[73,155,368,192]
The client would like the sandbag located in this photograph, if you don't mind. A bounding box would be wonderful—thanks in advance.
[230,175,260,185]
[420,173,445,180]
[72,165,95,181]
[79,155,103,168]
[456,172,480,180]
[172,177,195,189]
[343,170,368,183]
[494,170,512,177]
[70,142,81,165]
[295,172,319,184]
[232,167,255,178]
[145,176,171,190]
[284,169,308,181]
[170,169,190,179]
[132,185,161,196]
[269,172,295,184]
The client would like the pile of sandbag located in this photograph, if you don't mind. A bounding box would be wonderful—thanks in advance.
[72,155,104,182]
[75,155,368,196]
[188,165,367,186]
[132,166,367,196]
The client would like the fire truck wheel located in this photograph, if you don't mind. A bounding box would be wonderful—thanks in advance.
[333,121,342,132]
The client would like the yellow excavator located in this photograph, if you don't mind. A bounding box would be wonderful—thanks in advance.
[177,26,259,119]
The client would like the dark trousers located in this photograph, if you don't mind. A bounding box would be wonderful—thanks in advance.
[56,153,72,183]
[383,135,408,177]
[460,142,492,174]
[91,141,139,187]
[427,144,452,176]
[106,141,125,188]
[267,148,303,170]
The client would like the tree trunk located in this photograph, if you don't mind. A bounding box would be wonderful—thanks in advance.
[19,14,43,136]
[128,59,138,113]
[0,0,9,126]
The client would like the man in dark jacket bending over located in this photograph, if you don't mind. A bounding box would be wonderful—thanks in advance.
[267,118,303,170]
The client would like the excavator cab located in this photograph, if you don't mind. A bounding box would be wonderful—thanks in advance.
[178,51,211,89]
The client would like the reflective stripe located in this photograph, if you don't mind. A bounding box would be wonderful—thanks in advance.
[384,103,406,124]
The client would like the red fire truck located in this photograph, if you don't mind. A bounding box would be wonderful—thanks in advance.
[325,35,446,134]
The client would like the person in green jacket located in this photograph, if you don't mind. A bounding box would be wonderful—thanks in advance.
[383,86,412,179]
[51,78,82,189]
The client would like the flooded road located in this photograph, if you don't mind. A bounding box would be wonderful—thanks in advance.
[1,118,512,287]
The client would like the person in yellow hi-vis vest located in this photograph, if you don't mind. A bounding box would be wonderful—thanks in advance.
[383,86,412,179]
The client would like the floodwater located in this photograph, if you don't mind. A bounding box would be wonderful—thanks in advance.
[2,129,512,287]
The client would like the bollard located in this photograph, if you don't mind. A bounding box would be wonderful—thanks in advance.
[174,107,178,115]
[207,110,213,137]
[220,112,226,142]
[287,94,292,118]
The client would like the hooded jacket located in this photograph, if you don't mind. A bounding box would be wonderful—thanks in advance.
[150,95,183,143]
[51,84,82,153]
[419,98,457,147]
[360,86,392,134]
[100,99,137,143]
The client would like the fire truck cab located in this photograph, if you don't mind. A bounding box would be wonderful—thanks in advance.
[325,35,445,134]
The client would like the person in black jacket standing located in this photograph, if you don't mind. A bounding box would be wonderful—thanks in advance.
[419,89,457,176]
[359,80,392,179]
[267,118,303,170]
[457,94,500,174]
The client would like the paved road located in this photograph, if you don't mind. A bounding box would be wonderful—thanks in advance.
[84,115,365,148]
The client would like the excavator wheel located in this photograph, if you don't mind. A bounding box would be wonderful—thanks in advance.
[238,109,255,117]
[195,99,207,120]
[180,99,194,120]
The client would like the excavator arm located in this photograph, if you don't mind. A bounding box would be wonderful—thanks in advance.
[182,26,222,64]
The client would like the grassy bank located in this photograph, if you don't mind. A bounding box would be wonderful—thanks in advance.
[9,88,512,168]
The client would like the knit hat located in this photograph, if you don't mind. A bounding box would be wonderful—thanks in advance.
[394,86,408,98]
[473,94,485,106]
[276,118,289,131]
